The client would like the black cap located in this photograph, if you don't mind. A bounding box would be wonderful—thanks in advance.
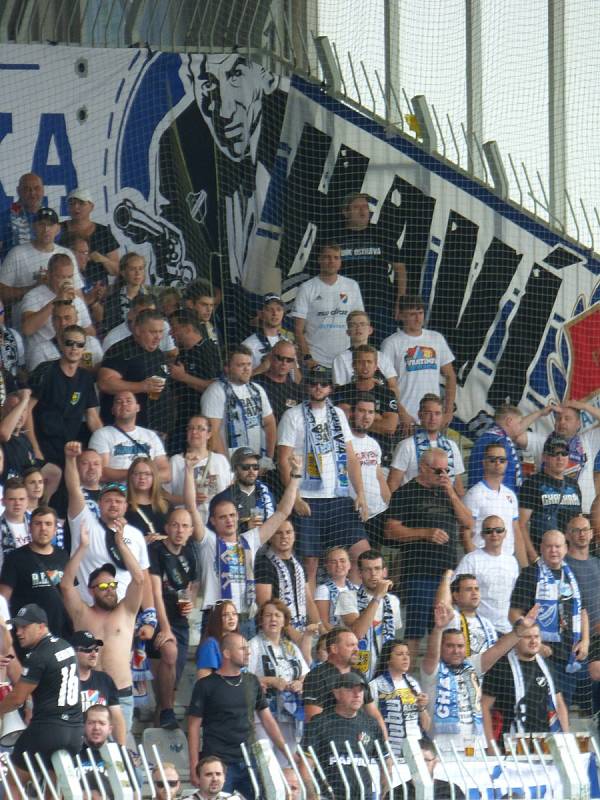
[306,366,333,386]
[231,446,260,468]
[34,207,58,225]
[88,563,117,587]
[263,293,284,307]
[98,483,126,499]
[8,604,48,627]
[333,671,364,689]
[71,630,104,649]
[543,433,570,454]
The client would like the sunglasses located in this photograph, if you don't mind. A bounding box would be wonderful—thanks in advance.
[155,781,179,788]
[77,646,100,653]
[308,380,330,387]
[485,456,507,463]
[92,581,118,591]
[238,463,259,471]
[546,449,569,457]
[481,526,506,535]
[64,339,85,348]
[431,466,450,475]
[273,354,295,363]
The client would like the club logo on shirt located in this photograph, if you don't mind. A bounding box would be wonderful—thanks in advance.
[536,676,548,688]
[359,731,371,745]
[339,293,348,304]
[70,392,81,405]
[405,346,437,372]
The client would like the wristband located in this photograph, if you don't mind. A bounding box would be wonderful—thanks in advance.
[290,473,302,478]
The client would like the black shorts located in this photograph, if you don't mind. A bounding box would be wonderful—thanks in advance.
[147,622,189,681]
[12,723,83,771]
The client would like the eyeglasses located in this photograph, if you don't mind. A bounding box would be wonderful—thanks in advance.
[77,646,100,653]
[64,339,85,348]
[431,466,450,475]
[238,463,259,471]
[567,526,591,534]
[273,354,295,363]
[481,526,506,535]
[92,581,118,591]
[485,456,507,463]
[155,780,179,788]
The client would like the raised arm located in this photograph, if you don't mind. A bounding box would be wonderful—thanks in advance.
[183,454,206,543]
[258,454,302,544]
[422,602,455,676]
[480,605,540,674]
[64,440,86,518]
[60,522,91,623]
[0,389,30,443]
[113,519,145,615]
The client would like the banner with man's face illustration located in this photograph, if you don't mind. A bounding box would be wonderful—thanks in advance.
[1,43,599,430]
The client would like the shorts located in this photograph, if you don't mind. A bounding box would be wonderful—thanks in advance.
[147,622,189,682]
[403,576,440,640]
[293,497,367,558]
[12,723,83,771]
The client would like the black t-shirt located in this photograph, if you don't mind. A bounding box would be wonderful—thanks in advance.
[22,634,83,726]
[125,504,169,537]
[302,708,380,798]
[0,545,71,639]
[385,478,459,576]
[334,381,399,465]
[29,360,98,464]
[59,222,118,289]
[303,662,373,713]
[188,672,268,763]
[149,540,197,622]
[80,669,120,711]
[254,374,304,422]
[2,433,36,480]
[519,472,582,551]
[101,336,169,430]
[254,551,306,605]
[482,656,558,735]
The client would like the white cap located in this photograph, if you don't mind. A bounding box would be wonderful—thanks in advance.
[67,188,93,204]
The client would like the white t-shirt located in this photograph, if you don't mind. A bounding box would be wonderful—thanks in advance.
[27,333,103,372]
[421,653,485,753]
[291,275,364,367]
[102,320,176,354]
[88,425,166,468]
[196,527,262,612]
[369,673,423,757]
[381,328,454,420]
[526,427,600,512]
[332,348,397,386]
[241,332,291,369]
[350,433,388,518]
[248,636,309,681]
[314,581,354,626]
[454,550,520,633]
[0,243,81,288]
[167,452,232,522]
[0,595,9,623]
[21,285,91,351]
[390,434,464,485]
[201,380,273,457]
[463,480,519,554]
[277,402,353,498]
[337,588,402,680]
[68,506,149,605]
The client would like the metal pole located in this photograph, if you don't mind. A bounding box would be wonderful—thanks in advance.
[384,0,400,130]
[465,0,484,178]
[548,0,567,229]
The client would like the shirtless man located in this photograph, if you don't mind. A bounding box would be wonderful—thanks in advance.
[61,522,144,733]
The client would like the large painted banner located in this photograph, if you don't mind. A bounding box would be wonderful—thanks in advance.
[1,44,599,432]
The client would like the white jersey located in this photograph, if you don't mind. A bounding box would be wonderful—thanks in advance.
[27,333,103,372]
[0,242,82,288]
[277,402,353,499]
[463,480,519,554]
[351,433,388,518]
[102,320,176,354]
[390,434,464,485]
[201,380,273,457]
[332,348,397,385]
[455,549,520,633]
[242,331,292,369]
[196,527,262,612]
[291,275,364,367]
[88,425,166,468]
[381,328,454,420]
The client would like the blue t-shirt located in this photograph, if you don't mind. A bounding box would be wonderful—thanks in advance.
[195,637,222,670]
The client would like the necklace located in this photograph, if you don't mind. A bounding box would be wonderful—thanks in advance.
[218,673,243,687]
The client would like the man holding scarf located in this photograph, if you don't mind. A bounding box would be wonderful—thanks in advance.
[481,623,569,748]
[510,529,589,707]
[421,601,540,754]
[277,366,370,590]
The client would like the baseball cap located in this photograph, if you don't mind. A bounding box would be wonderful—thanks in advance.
[306,366,333,386]
[333,671,364,689]
[67,188,94,204]
[34,207,58,225]
[8,604,48,627]
[71,630,104,649]
[231,447,260,468]
[543,433,570,454]
[263,293,284,307]
[88,563,117,588]
[98,483,126,499]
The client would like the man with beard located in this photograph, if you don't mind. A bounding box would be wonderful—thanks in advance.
[210,447,275,533]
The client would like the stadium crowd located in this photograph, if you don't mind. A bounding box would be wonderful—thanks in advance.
[0,174,596,798]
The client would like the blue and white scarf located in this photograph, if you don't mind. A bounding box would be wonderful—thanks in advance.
[265,548,306,629]
[414,429,455,474]
[216,534,256,615]
[321,577,356,624]
[257,634,304,728]
[433,659,482,736]
[487,423,522,488]
[507,650,561,734]
[372,671,423,755]
[221,378,265,454]
[535,560,582,673]
[355,585,396,677]
[459,612,498,656]
[301,400,348,496]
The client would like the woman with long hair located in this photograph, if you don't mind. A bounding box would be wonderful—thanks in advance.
[125,457,169,541]
[248,599,309,765]
[103,252,149,332]
[195,600,240,679]
[370,638,431,757]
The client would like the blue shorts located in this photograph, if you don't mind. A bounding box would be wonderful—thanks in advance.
[293,496,367,558]
[403,576,439,640]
